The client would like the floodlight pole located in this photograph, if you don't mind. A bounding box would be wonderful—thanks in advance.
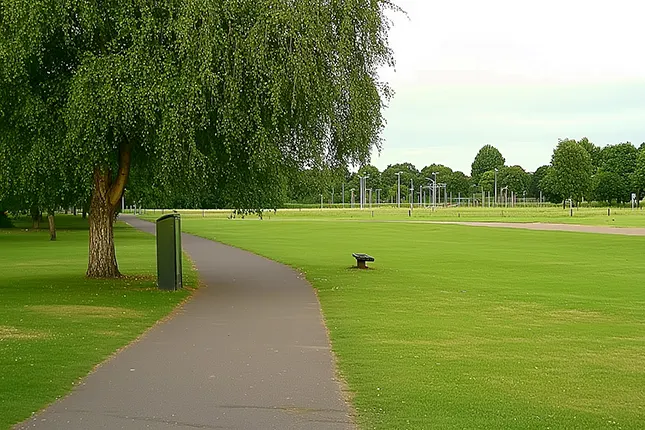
[395,172,403,208]
[444,184,447,206]
[342,183,345,208]
[357,175,363,210]
[361,175,369,210]
[410,179,414,209]
[409,178,414,210]
[432,172,438,209]
[494,168,498,207]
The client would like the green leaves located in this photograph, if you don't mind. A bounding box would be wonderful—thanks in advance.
[2,0,395,212]
[551,138,592,202]
[471,145,505,183]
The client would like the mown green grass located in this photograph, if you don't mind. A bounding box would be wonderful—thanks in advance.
[137,205,645,228]
[172,216,645,429]
[0,216,197,429]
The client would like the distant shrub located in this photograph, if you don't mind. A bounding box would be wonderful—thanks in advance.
[0,210,13,228]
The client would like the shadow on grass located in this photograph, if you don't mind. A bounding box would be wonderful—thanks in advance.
[6,215,90,231]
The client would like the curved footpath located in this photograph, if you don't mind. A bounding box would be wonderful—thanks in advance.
[17,215,353,430]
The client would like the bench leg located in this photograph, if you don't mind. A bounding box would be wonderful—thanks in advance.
[357,260,367,269]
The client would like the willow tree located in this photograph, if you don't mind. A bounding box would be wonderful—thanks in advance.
[1,0,396,277]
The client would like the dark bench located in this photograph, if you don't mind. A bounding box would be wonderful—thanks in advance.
[352,253,374,269]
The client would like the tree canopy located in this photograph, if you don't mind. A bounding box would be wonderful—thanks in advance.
[471,145,505,183]
[551,139,592,203]
[1,0,397,277]
[498,165,529,195]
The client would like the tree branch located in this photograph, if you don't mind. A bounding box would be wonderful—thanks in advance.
[108,141,133,207]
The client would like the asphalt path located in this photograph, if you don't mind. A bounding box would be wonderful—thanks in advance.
[16,215,353,430]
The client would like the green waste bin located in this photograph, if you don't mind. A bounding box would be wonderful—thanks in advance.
[156,213,183,291]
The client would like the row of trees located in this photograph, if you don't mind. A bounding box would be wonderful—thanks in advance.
[285,139,645,206]
[541,139,645,204]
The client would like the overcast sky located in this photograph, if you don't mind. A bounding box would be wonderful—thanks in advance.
[372,0,645,174]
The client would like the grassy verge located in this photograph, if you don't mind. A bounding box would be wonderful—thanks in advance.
[137,206,645,228]
[0,216,197,429]
[171,216,645,429]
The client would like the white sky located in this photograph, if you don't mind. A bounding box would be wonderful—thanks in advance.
[373,0,645,174]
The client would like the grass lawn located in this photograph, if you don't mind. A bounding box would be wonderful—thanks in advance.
[0,216,197,429]
[165,215,645,429]
[137,205,645,228]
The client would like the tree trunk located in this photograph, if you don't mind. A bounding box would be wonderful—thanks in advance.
[87,168,119,277]
[30,205,41,229]
[86,142,132,278]
[47,211,56,241]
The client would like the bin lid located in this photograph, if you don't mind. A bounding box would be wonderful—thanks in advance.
[156,213,180,223]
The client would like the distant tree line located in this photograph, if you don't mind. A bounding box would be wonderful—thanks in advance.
[282,138,645,206]
[4,138,644,219]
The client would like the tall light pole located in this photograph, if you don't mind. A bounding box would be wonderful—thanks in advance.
[376,188,381,205]
[320,193,323,210]
[395,172,403,208]
[494,168,498,207]
[361,175,369,210]
[471,184,477,207]
[426,176,436,209]
[342,183,345,208]
[501,186,508,207]
[409,178,414,210]
[357,175,364,210]
[365,175,369,209]
[432,172,438,208]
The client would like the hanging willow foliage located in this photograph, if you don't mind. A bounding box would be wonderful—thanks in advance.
[0,0,398,277]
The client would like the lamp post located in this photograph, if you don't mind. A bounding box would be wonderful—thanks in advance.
[409,178,414,210]
[363,175,369,209]
[357,175,363,210]
[471,184,477,207]
[501,186,508,207]
[432,172,438,208]
[426,176,437,209]
[494,168,498,207]
[395,172,403,208]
